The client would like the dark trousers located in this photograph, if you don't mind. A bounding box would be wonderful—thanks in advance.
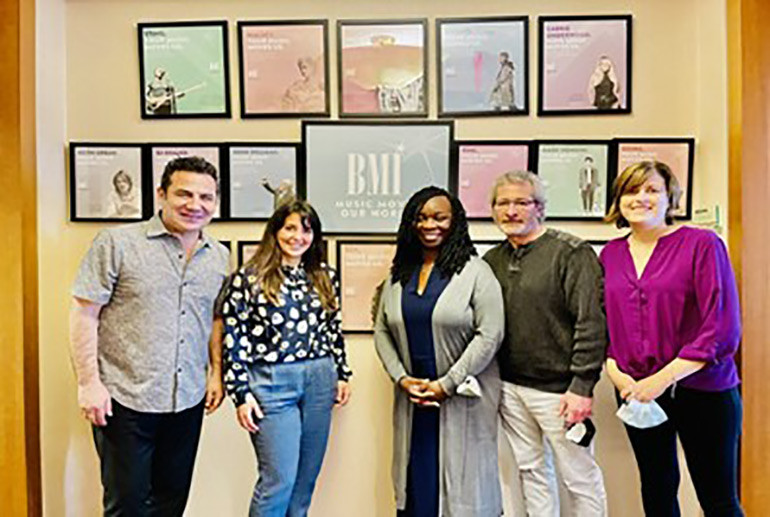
[92,399,205,517]
[617,386,744,517]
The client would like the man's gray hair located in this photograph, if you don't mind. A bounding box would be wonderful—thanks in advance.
[489,171,547,222]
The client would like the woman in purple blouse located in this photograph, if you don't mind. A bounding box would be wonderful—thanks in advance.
[600,161,744,517]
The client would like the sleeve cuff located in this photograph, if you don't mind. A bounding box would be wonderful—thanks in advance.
[568,375,597,397]
[229,386,249,407]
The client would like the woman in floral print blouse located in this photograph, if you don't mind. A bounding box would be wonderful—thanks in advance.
[220,199,352,516]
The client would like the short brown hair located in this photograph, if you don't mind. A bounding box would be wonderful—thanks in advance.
[605,161,682,228]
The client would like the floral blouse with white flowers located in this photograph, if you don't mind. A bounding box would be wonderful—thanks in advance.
[220,264,352,406]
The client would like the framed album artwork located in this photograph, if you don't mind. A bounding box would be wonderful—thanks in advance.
[456,140,532,219]
[69,143,146,222]
[138,21,231,119]
[237,240,261,267]
[337,19,428,117]
[437,16,529,117]
[535,140,612,220]
[301,121,454,234]
[225,143,299,220]
[336,240,397,333]
[614,138,695,219]
[238,20,330,117]
[148,143,223,218]
[538,15,632,115]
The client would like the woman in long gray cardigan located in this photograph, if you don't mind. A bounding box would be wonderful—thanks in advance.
[374,186,505,517]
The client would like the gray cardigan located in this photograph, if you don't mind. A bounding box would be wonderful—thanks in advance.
[374,257,504,517]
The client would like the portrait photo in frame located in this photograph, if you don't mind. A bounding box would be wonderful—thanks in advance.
[456,140,533,219]
[614,138,695,219]
[336,240,397,333]
[149,143,223,218]
[237,240,261,267]
[138,21,231,119]
[69,143,147,222]
[238,20,330,118]
[437,16,529,117]
[337,19,428,117]
[225,143,299,220]
[535,140,611,220]
[538,15,632,116]
[301,121,455,234]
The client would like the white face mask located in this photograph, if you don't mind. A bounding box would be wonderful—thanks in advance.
[616,399,668,429]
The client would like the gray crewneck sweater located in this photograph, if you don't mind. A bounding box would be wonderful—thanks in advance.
[483,229,607,397]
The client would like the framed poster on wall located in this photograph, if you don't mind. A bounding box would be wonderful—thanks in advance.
[336,240,397,333]
[237,240,261,267]
[437,16,529,117]
[138,21,231,119]
[301,121,454,234]
[237,20,330,118]
[614,138,695,219]
[538,15,632,116]
[149,143,223,218]
[225,143,299,220]
[337,19,428,117]
[535,140,611,220]
[69,143,146,222]
[456,140,532,219]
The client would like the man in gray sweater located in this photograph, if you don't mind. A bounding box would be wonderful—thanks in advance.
[483,171,607,517]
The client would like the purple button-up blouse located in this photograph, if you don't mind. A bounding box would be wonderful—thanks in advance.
[599,226,740,391]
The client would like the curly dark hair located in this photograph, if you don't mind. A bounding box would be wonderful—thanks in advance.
[390,186,476,286]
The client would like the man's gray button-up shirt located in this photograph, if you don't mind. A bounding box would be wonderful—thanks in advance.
[72,215,229,413]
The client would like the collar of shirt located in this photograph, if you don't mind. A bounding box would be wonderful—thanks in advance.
[281,263,308,282]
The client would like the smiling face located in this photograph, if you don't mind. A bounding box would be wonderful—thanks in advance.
[619,171,669,229]
[492,181,544,240]
[277,212,314,266]
[157,170,217,237]
[414,195,453,250]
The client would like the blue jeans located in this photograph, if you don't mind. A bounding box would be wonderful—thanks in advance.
[247,357,337,517]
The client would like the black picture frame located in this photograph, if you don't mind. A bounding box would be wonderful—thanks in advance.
[300,120,456,235]
[223,142,301,221]
[436,16,530,117]
[534,139,613,221]
[537,15,632,116]
[237,20,331,118]
[237,240,261,267]
[69,142,149,222]
[613,137,695,220]
[138,20,231,119]
[337,19,428,118]
[335,239,397,333]
[455,139,535,221]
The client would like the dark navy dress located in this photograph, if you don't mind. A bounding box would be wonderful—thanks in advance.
[397,268,450,517]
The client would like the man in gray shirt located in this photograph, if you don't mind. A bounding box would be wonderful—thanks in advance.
[70,156,229,516]
[483,171,607,517]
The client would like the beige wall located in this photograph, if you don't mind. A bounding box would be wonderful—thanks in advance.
[38,0,729,515]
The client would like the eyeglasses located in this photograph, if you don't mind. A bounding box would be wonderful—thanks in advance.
[494,198,537,210]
